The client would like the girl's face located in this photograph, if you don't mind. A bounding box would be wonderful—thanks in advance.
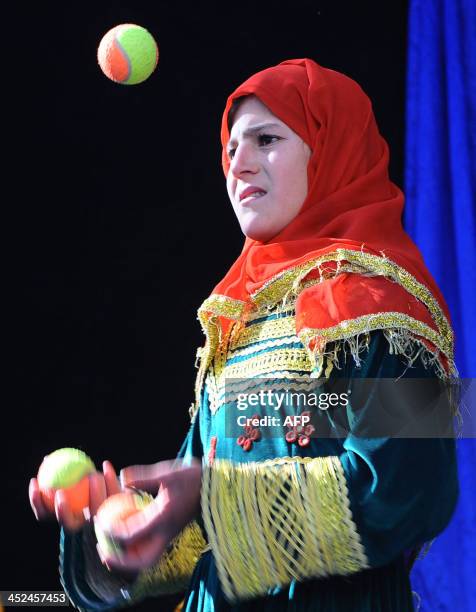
[226,96,311,242]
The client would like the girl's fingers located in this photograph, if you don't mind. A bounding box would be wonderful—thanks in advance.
[29,478,50,520]
[108,486,172,543]
[103,461,121,496]
[119,460,178,492]
[89,472,107,517]
[55,490,84,532]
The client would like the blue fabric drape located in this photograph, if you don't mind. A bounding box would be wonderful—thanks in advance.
[405,0,476,610]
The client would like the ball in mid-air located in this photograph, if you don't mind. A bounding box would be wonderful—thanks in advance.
[95,491,152,561]
[37,447,95,514]
[97,24,159,85]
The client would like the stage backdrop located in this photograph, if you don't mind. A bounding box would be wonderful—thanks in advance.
[405,0,476,610]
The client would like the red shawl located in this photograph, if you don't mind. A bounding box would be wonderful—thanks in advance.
[194,59,454,400]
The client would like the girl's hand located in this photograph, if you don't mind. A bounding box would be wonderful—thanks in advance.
[29,460,121,532]
[96,458,202,572]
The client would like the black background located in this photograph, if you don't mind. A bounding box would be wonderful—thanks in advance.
[6,1,407,610]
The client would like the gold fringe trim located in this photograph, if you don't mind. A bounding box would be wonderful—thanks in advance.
[131,521,208,598]
[192,249,455,419]
[192,313,220,421]
[198,294,246,321]
[299,312,455,379]
[252,250,452,349]
[201,456,368,602]
[192,298,248,420]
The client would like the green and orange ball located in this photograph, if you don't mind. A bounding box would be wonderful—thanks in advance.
[37,447,96,515]
[94,491,153,561]
[97,24,159,85]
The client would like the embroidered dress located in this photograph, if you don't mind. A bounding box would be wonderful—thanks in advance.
[59,302,458,612]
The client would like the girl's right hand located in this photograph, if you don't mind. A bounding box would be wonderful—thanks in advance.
[29,460,121,533]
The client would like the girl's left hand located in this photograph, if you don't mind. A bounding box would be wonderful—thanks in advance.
[96,458,202,573]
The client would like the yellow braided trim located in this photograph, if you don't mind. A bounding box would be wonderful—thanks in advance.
[130,521,208,598]
[202,456,368,602]
[207,330,311,415]
[205,343,312,416]
[230,315,296,350]
[223,348,312,379]
[229,335,300,359]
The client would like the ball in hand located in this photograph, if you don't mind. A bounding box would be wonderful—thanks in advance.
[94,491,152,561]
[97,24,159,85]
[37,447,95,515]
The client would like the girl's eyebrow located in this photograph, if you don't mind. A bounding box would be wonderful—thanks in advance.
[228,122,282,147]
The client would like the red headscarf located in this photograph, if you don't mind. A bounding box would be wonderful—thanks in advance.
[196,59,454,384]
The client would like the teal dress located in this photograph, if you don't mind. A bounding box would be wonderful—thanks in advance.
[59,307,458,611]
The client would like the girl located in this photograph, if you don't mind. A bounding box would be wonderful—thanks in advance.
[30,58,458,611]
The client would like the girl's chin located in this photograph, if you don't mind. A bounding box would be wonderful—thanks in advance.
[241,225,278,242]
[237,211,282,242]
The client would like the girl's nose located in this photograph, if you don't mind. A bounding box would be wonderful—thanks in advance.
[230,142,260,176]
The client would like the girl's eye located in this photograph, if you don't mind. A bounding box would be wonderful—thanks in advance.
[227,134,280,160]
[258,134,280,146]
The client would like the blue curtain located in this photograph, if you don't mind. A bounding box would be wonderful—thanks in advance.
[405,0,476,610]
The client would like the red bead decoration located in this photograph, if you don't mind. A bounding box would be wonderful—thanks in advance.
[243,438,253,452]
[285,429,298,444]
[237,415,262,452]
[285,412,315,446]
[208,436,218,465]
